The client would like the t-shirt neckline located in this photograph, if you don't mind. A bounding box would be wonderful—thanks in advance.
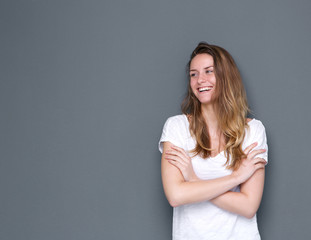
[181,114,255,159]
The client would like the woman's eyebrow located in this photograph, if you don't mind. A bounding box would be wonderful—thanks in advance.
[190,66,213,71]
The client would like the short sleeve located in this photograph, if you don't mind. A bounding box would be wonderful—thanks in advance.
[158,115,186,153]
[244,120,268,164]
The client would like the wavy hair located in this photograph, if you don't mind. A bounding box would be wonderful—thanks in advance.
[181,42,249,170]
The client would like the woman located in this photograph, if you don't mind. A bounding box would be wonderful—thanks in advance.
[159,42,268,240]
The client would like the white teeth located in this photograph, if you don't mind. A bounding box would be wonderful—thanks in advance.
[199,87,212,92]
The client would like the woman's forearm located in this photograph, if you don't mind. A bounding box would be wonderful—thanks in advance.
[210,169,265,218]
[164,174,241,207]
[210,191,256,218]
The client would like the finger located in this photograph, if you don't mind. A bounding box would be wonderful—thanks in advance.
[254,162,266,171]
[165,149,178,155]
[166,149,183,158]
[167,159,185,171]
[248,149,266,160]
[253,157,267,165]
[166,153,189,167]
[169,147,191,164]
[244,142,258,155]
[171,145,186,156]
[166,149,186,159]
[165,155,187,167]
[170,145,182,151]
[171,146,191,161]
[165,154,181,162]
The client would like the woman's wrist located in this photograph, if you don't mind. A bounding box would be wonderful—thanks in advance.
[186,171,200,182]
[188,175,200,182]
[230,171,243,185]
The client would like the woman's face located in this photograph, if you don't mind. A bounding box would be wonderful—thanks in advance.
[189,54,216,105]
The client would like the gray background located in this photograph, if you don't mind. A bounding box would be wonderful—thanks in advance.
[1,0,310,239]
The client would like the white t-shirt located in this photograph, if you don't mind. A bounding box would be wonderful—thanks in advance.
[159,114,268,240]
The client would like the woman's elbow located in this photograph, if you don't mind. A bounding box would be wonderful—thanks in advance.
[167,195,183,207]
[239,194,261,219]
[168,199,180,208]
[165,190,184,207]
[243,212,256,219]
[242,207,258,219]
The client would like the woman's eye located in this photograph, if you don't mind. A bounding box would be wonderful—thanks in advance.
[206,70,213,74]
[190,73,197,77]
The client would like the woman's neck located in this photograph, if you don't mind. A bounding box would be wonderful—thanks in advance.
[201,104,219,132]
[201,104,225,154]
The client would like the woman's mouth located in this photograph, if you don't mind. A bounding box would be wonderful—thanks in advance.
[198,87,213,92]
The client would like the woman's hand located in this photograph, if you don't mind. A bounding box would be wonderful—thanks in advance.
[232,142,267,184]
[165,145,199,182]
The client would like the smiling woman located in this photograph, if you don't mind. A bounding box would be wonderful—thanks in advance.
[189,54,216,105]
[159,42,268,240]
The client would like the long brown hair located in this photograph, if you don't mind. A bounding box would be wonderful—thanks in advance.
[181,42,249,170]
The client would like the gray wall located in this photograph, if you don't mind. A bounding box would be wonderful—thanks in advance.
[1,0,310,239]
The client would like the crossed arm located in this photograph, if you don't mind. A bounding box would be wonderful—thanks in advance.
[210,167,265,218]
[161,141,266,219]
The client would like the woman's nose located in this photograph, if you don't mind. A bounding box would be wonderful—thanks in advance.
[198,75,207,84]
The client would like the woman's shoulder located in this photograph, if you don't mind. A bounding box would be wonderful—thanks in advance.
[244,118,268,162]
[162,114,190,137]
[165,114,189,126]
[245,118,267,141]
[247,118,265,130]
[159,114,190,152]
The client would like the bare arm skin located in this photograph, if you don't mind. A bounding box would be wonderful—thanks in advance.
[210,168,265,219]
[161,141,266,208]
